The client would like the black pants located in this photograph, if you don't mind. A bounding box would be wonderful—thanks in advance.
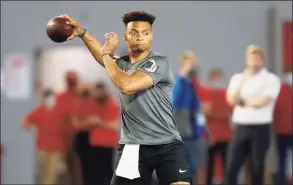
[111,140,191,185]
[75,131,92,185]
[206,142,228,185]
[275,134,293,185]
[88,146,114,185]
[224,124,270,185]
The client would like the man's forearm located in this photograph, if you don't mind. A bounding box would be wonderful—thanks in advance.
[103,55,131,92]
[81,32,104,67]
[245,96,271,108]
[227,79,246,105]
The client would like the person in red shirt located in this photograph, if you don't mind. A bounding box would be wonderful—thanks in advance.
[87,82,120,185]
[71,84,95,185]
[204,68,232,185]
[55,71,81,184]
[273,69,292,185]
[55,71,80,143]
[21,89,66,184]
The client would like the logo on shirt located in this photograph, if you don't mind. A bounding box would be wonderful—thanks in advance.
[142,59,158,73]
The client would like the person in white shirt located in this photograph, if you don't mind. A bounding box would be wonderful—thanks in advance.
[224,45,281,185]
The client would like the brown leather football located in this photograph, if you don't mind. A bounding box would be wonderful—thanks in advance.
[46,17,74,43]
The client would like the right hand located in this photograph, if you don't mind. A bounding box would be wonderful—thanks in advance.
[58,14,85,40]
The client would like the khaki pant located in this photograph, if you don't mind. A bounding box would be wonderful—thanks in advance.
[58,141,82,185]
[37,150,65,184]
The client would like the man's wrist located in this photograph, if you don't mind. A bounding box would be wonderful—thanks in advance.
[78,28,87,38]
[102,53,113,58]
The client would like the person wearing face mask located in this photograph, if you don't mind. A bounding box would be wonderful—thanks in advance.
[173,51,211,185]
[55,71,82,185]
[204,68,232,185]
[71,84,95,185]
[86,82,120,185]
[21,89,66,184]
[273,67,293,185]
[224,45,281,185]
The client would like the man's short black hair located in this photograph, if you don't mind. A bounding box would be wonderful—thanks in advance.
[122,11,156,26]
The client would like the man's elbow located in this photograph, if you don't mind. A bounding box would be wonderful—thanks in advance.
[121,85,137,95]
[226,95,235,106]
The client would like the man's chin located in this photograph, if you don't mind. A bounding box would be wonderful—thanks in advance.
[131,47,145,53]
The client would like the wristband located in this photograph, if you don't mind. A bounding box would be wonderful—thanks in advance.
[102,53,113,58]
[78,28,87,38]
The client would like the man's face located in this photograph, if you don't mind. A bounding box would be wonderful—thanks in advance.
[43,94,56,108]
[124,21,153,53]
[209,70,225,89]
[65,72,78,89]
[210,72,222,82]
[246,53,264,70]
[180,55,196,69]
[93,87,107,100]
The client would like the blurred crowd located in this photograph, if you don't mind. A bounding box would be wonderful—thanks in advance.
[21,50,292,185]
[21,72,120,185]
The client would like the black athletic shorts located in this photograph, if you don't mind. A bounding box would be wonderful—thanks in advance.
[110,140,191,185]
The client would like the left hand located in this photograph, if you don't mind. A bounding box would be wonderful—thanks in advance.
[101,32,119,56]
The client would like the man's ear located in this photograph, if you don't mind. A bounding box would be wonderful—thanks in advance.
[123,32,127,41]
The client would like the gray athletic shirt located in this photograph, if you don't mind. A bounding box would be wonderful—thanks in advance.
[116,51,182,145]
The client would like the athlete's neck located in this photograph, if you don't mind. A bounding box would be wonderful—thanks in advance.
[128,49,151,64]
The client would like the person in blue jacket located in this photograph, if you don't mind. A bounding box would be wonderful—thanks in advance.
[173,51,210,184]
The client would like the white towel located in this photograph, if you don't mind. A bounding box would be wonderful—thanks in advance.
[116,144,141,180]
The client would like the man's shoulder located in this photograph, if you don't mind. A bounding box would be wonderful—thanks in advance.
[230,73,242,81]
[266,71,280,80]
[263,71,280,85]
[148,51,168,62]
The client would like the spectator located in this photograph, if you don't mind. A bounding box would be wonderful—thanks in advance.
[205,68,232,185]
[173,51,210,184]
[273,67,292,185]
[55,71,82,184]
[21,89,66,184]
[72,84,95,185]
[87,82,120,185]
[225,45,281,185]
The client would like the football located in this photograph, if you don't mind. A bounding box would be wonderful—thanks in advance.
[46,17,74,43]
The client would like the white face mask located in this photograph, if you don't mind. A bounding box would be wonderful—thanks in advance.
[283,72,292,86]
[45,96,56,108]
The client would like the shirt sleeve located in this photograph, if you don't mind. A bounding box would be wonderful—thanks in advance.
[227,74,240,94]
[138,56,170,85]
[173,76,189,109]
[263,74,281,99]
[116,58,128,70]
[25,108,40,125]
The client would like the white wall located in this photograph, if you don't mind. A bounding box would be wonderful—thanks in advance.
[39,46,120,98]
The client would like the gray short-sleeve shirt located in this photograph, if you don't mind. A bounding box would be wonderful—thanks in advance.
[116,51,182,145]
